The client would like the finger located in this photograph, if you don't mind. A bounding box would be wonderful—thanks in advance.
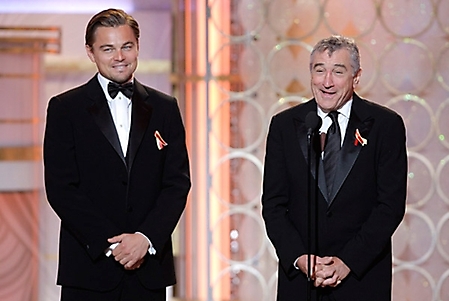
[108,234,124,244]
[322,275,339,287]
[112,246,126,260]
[124,258,139,269]
[327,279,342,288]
[127,260,143,270]
[317,256,334,265]
[314,277,324,287]
[315,268,334,280]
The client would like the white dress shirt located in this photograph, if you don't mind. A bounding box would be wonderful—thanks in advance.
[317,99,353,147]
[97,73,132,156]
[97,74,156,256]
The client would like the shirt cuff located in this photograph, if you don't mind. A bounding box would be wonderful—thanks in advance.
[105,242,119,257]
[293,257,300,270]
[136,232,157,255]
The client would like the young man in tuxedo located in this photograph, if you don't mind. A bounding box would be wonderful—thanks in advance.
[44,8,191,300]
[262,36,407,300]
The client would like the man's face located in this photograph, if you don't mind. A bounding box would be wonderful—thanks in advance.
[310,49,361,113]
[86,25,139,84]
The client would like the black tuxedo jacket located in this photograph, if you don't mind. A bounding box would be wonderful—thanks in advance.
[262,93,407,301]
[44,75,191,291]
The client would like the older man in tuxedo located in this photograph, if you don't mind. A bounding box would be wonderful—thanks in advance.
[44,8,190,301]
[261,36,407,301]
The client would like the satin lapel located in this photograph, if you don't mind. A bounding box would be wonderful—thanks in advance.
[127,81,152,171]
[86,79,126,164]
[294,106,328,200]
[328,102,374,205]
[295,117,310,170]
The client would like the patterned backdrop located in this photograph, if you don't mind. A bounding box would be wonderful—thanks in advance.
[1,1,449,300]
[199,0,449,300]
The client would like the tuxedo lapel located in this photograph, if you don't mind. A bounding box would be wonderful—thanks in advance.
[127,81,152,171]
[295,118,309,165]
[294,102,329,200]
[328,95,374,205]
[86,78,126,165]
[87,78,152,170]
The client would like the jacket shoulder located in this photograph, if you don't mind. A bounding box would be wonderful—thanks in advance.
[138,83,177,105]
[355,95,402,120]
[51,77,97,106]
[272,99,314,120]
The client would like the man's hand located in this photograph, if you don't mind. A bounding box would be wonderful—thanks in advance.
[296,255,350,288]
[108,233,149,270]
[314,256,350,287]
[296,254,333,277]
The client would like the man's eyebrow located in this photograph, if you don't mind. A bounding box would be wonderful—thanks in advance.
[99,44,114,49]
[312,63,348,70]
[98,41,135,49]
[333,63,348,69]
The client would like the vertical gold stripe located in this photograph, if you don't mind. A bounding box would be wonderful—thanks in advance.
[0,146,41,161]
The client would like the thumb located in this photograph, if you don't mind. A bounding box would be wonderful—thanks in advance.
[317,256,334,265]
[108,234,124,244]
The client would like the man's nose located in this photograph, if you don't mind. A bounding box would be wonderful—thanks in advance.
[323,72,333,87]
[114,50,124,61]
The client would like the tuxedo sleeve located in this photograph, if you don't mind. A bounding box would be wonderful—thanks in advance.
[44,96,120,260]
[338,112,407,278]
[262,115,305,276]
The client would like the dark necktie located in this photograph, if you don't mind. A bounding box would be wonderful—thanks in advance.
[323,111,341,198]
[107,81,134,99]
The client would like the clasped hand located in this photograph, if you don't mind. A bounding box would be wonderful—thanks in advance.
[297,254,350,287]
[107,233,149,270]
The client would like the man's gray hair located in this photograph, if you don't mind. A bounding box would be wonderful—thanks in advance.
[310,35,361,76]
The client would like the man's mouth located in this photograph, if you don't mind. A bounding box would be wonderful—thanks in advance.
[113,64,129,70]
[321,90,336,96]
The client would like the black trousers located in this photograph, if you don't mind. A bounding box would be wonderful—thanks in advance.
[318,288,337,301]
[61,273,166,301]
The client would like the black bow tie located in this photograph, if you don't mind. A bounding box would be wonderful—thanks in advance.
[107,81,134,99]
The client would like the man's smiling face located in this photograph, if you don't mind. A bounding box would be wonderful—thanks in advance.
[86,24,139,84]
[310,49,361,113]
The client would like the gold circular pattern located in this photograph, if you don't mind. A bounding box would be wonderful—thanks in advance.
[380,39,435,95]
[379,0,435,38]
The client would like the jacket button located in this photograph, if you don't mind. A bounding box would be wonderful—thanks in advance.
[127,206,133,212]
[327,211,333,217]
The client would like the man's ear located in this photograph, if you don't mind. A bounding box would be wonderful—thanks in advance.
[85,45,95,63]
[353,68,362,86]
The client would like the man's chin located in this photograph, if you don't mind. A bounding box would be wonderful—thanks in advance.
[110,74,133,84]
[316,99,337,111]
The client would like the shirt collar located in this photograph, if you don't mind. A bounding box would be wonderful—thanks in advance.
[317,99,353,132]
[317,99,353,120]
